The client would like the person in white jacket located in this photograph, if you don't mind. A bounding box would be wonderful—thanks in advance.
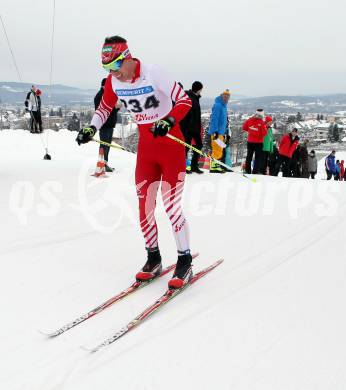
[25,85,42,133]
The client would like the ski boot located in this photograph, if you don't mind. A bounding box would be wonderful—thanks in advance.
[105,164,115,173]
[136,248,162,282]
[168,251,193,289]
[191,166,204,174]
[209,160,225,173]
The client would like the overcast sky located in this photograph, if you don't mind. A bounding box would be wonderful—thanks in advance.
[1,0,346,97]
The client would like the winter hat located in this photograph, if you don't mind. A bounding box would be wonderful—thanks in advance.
[101,41,131,65]
[222,89,231,96]
[36,89,42,96]
[255,108,264,118]
[192,81,203,93]
[310,150,315,155]
[265,115,273,123]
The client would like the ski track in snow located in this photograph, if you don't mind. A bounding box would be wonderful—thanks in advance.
[1,130,346,390]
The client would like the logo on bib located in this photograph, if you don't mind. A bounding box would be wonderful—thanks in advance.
[116,86,154,96]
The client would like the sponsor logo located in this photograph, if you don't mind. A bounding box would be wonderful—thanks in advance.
[116,86,154,96]
[102,46,113,53]
[122,48,130,58]
[135,113,159,122]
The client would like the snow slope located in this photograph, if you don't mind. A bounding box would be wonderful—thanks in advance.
[1,130,346,390]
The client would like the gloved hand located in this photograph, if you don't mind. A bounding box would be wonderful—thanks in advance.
[153,116,175,138]
[213,132,219,139]
[76,125,96,145]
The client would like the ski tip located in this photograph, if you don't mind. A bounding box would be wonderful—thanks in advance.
[80,345,98,353]
[37,329,54,338]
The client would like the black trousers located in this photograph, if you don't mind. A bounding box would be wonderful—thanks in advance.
[99,127,114,162]
[326,170,333,180]
[261,151,270,174]
[275,155,291,177]
[245,142,263,174]
[30,111,43,132]
[183,131,203,170]
[309,172,316,179]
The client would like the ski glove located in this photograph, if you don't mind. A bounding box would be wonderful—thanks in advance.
[153,116,175,138]
[76,125,96,145]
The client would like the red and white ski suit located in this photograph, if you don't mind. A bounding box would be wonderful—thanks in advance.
[91,60,192,252]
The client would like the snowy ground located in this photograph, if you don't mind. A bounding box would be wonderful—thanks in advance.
[1,130,346,390]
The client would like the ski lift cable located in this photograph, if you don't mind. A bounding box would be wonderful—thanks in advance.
[0,14,24,88]
[1,13,49,154]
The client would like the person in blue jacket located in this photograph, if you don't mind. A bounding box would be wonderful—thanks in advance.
[208,89,230,173]
[325,150,336,180]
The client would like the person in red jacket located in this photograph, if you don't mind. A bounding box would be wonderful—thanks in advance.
[274,128,299,177]
[76,36,193,290]
[242,109,267,174]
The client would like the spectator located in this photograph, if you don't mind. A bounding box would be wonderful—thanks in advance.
[221,132,232,172]
[290,145,301,178]
[94,78,120,172]
[335,160,341,181]
[339,160,345,181]
[68,113,80,131]
[242,109,267,174]
[208,89,230,173]
[308,150,317,179]
[300,139,309,178]
[261,115,274,174]
[25,85,43,133]
[180,81,204,174]
[268,142,279,176]
[325,150,336,180]
[274,128,299,177]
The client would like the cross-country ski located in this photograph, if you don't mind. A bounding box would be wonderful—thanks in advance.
[42,253,199,337]
[82,259,223,353]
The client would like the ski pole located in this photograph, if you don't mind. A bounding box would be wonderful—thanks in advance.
[165,133,256,182]
[92,138,134,154]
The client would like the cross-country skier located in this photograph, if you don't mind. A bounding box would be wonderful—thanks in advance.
[76,36,193,289]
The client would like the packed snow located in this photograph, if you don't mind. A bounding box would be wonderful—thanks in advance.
[1,129,346,390]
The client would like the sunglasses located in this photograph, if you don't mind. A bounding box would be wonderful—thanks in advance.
[102,50,129,72]
[102,52,126,72]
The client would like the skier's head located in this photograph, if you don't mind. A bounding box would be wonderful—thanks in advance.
[102,36,131,68]
[192,81,203,96]
[221,89,231,103]
[101,36,136,82]
[31,85,37,92]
